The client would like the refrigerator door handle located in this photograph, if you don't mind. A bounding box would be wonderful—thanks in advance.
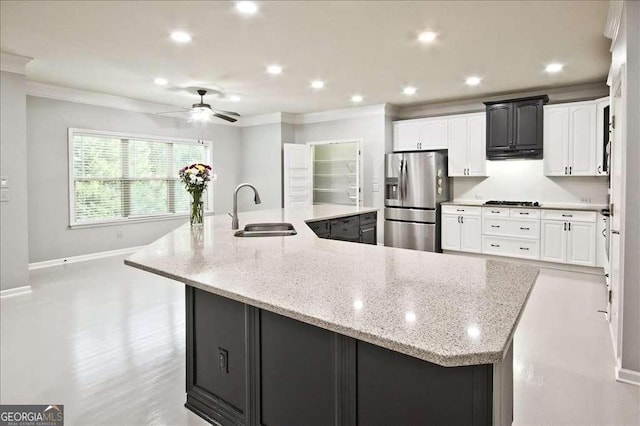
[402,158,408,201]
[398,159,405,200]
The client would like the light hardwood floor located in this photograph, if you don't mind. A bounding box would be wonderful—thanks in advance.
[1,255,638,425]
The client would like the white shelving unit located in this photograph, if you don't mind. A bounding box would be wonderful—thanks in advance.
[312,142,360,206]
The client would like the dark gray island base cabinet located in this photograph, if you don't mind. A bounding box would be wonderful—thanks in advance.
[185,287,513,426]
[307,211,377,245]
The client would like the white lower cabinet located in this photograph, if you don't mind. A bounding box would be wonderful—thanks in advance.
[442,205,599,267]
[441,212,481,253]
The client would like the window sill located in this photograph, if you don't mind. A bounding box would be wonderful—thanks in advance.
[69,211,215,229]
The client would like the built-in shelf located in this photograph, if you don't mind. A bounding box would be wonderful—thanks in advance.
[313,173,356,177]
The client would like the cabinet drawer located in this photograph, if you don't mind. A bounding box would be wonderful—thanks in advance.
[541,210,596,223]
[307,220,329,235]
[510,208,541,219]
[482,236,540,260]
[360,211,377,225]
[442,205,481,216]
[483,218,540,239]
[482,207,510,217]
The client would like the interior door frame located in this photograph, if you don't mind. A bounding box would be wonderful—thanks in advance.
[306,139,363,207]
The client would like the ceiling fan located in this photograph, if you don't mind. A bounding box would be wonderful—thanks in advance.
[158,89,241,123]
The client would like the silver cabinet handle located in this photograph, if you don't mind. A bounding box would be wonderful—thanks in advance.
[565,166,568,174]
[569,166,572,174]
[519,212,529,215]
[520,247,530,251]
[562,214,573,217]
[598,165,602,174]
[612,230,620,235]
[491,210,500,213]
[490,244,500,247]
[491,225,500,228]
[564,222,567,231]
[520,227,530,230]
[568,222,571,231]
[456,209,465,212]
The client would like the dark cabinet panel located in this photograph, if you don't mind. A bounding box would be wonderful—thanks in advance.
[357,341,491,426]
[260,310,335,426]
[330,215,360,242]
[307,219,329,236]
[485,95,547,159]
[486,103,512,151]
[359,224,376,245]
[514,99,544,150]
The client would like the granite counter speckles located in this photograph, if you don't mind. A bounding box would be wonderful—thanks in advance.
[125,205,538,367]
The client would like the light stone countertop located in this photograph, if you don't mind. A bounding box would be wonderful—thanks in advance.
[442,200,608,212]
[125,204,539,367]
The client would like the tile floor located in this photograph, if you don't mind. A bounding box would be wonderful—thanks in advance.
[1,255,638,425]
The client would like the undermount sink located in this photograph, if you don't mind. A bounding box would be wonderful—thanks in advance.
[234,222,297,237]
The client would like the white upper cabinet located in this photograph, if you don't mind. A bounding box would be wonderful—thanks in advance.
[393,118,448,151]
[544,100,599,176]
[447,117,468,176]
[465,114,487,176]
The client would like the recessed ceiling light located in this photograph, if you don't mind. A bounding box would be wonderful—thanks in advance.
[545,63,564,73]
[267,64,282,75]
[351,95,363,103]
[228,95,241,102]
[465,76,482,86]
[153,78,168,86]
[418,31,437,43]
[236,1,258,14]
[310,80,325,89]
[403,86,417,96]
[170,31,192,43]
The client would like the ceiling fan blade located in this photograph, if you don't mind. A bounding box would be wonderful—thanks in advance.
[212,112,238,123]
[212,109,241,117]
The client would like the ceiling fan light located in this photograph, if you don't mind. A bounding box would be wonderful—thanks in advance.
[189,107,212,123]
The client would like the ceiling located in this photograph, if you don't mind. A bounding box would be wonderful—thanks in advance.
[1,1,611,116]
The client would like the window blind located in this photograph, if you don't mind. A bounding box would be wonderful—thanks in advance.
[70,130,211,226]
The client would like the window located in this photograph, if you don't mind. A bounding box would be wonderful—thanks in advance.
[69,128,212,227]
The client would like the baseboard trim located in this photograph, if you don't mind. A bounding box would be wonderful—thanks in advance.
[616,366,640,386]
[0,285,32,299]
[29,245,147,270]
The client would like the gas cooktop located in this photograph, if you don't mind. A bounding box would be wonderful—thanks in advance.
[483,200,540,207]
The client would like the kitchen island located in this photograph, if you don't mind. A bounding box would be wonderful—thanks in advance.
[125,205,538,426]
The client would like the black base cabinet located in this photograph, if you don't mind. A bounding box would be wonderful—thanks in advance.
[185,287,511,426]
[308,212,377,245]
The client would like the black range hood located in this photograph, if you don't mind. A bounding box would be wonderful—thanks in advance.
[484,95,549,160]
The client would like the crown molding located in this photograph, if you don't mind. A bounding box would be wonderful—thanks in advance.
[604,1,624,42]
[1,52,33,75]
[25,81,395,127]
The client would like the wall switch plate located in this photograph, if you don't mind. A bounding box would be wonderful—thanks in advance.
[372,183,379,192]
[0,176,7,187]
[218,347,229,373]
[116,229,123,238]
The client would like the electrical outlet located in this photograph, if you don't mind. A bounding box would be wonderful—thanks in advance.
[218,347,229,373]
[116,229,123,238]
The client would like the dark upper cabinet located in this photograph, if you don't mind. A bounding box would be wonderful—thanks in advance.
[485,95,548,160]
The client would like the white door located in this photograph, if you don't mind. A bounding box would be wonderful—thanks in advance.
[543,106,570,176]
[418,118,448,149]
[393,121,420,151]
[567,222,596,266]
[568,104,597,175]
[283,143,312,209]
[441,214,461,251]
[447,117,467,176]
[540,220,567,263]
[460,215,482,253]
[466,114,486,176]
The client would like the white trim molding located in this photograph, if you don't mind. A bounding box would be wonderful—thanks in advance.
[0,52,33,75]
[605,1,624,42]
[29,245,148,270]
[0,285,32,299]
[616,366,640,387]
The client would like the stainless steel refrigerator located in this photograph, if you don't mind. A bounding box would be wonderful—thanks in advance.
[384,151,450,252]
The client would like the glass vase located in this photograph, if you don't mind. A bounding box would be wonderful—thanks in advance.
[190,193,204,227]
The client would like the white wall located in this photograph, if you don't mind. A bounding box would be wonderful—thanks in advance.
[237,123,283,212]
[452,160,609,205]
[26,96,242,263]
[0,71,29,290]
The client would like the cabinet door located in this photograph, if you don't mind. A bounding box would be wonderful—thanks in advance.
[486,103,512,152]
[567,222,596,266]
[460,215,482,253]
[514,99,544,150]
[418,119,448,149]
[540,220,567,263]
[568,104,597,175]
[441,214,461,251]
[543,106,570,176]
[466,114,486,176]
[447,117,467,176]
[360,224,377,245]
[393,121,420,151]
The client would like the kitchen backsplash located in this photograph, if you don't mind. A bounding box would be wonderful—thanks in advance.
[452,160,608,204]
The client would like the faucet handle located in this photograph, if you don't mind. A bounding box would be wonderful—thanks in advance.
[228,212,233,218]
